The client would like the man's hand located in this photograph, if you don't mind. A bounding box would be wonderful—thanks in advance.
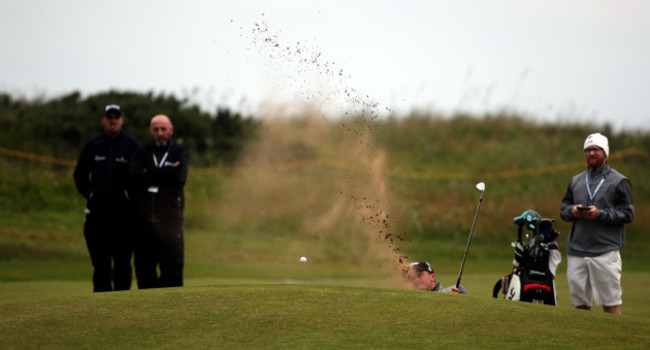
[573,205,599,220]
[573,205,584,217]
[449,286,460,294]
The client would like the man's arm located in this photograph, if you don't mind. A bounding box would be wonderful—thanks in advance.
[129,146,147,190]
[73,144,92,199]
[149,145,189,186]
[598,179,634,225]
[559,182,576,222]
[442,285,469,295]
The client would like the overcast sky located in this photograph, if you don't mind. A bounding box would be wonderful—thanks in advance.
[1,0,649,131]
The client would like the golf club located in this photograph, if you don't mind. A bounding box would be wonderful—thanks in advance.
[456,181,485,289]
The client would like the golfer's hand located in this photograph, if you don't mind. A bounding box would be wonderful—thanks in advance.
[449,286,460,294]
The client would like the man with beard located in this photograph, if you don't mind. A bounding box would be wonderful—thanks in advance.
[131,115,189,288]
[560,133,634,314]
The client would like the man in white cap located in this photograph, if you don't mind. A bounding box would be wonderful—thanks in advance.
[560,133,634,314]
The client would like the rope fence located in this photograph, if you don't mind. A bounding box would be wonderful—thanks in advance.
[1,146,648,180]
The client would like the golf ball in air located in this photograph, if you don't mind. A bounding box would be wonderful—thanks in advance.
[300,256,307,263]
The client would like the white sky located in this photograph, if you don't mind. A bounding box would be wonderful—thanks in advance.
[1,0,649,131]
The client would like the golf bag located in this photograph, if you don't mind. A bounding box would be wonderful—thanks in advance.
[492,210,561,306]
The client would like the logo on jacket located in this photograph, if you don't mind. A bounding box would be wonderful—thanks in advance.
[115,156,128,163]
[94,155,106,162]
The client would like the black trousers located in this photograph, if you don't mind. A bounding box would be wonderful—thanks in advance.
[83,209,133,292]
[134,218,184,289]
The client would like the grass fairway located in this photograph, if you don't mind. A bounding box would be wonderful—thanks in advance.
[1,284,649,349]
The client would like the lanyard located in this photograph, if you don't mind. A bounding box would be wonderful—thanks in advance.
[585,167,610,206]
[152,143,172,168]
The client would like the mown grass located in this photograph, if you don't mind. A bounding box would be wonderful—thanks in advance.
[2,284,650,349]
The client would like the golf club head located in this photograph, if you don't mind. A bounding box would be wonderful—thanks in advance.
[476,182,485,192]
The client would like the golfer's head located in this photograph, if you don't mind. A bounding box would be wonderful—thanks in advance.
[150,114,174,147]
[410,261,436,291]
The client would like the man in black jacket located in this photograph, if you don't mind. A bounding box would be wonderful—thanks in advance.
[73,104,139,292]
[131,114,189,288]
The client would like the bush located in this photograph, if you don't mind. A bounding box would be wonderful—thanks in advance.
[0,91,259,167]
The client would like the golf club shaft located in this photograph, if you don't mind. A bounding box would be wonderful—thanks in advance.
[456,191,484,289]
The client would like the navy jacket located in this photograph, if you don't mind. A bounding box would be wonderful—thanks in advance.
[73,132,139,212]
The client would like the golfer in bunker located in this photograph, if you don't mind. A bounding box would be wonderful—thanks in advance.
[409,261,469,294]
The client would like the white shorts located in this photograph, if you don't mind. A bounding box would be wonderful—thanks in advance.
[566,250,622,307]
